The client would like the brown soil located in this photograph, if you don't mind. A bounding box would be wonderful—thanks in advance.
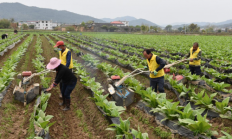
[0,35,38,139]
[41,35,114,139]
[0,35,28,67]
[209,117,232,138]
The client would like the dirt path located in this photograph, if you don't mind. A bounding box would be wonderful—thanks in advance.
[0,35,38,139]
[0,35,28,67]
[41,35,115,139]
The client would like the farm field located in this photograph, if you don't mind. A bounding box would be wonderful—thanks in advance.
[0,32,232,139]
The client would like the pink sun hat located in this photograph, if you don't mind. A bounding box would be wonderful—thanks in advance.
[46,57,61,69]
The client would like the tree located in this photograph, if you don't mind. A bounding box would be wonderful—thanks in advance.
[80,22,87,29]
[141,24,149,32]
[10,18,15,23]
[165,25,172,32]
[29,25,35,29]
[135,25,141,28]
[101,25,109,31]
[65,26,75,31]
[205,24,215,33]
[21,24,28,30]
[109,26,118,32]
[0,19,11,28]
[188,23,200,32]
[86,20,94,24]
[178,27,183,32]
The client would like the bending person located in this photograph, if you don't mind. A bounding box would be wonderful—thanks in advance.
[46,57,77,111]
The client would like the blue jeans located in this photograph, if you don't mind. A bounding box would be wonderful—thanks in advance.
[150,76,164,93]
[189,66,201,75]
[61,80,77,99]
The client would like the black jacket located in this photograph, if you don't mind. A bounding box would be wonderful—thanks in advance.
[1,34,7,39]
[54,64,77,85]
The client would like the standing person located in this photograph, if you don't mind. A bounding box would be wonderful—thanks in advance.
[1,34,8,39]
[46,57,77,111]
[53,41,74,99]
[185,42,202,75]
[143,49,166,93]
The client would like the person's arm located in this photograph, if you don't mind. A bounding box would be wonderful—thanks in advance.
[66,51,71,68]
[193,51,202,60]
[185,52,190,58]
[46,69,64,91]
[155,56,165,72]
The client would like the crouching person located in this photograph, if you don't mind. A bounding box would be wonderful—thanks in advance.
[46,57,77,111]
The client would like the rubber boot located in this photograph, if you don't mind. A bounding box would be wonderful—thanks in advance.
[63,99,70,111]
[59,97,65,106]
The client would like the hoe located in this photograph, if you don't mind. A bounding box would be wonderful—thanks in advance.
[107,59,189,107]
[13,70,52,106]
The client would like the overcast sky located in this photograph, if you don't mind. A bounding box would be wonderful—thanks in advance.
[1,0,232,26]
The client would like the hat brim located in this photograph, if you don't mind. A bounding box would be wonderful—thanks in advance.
[46,59,61,69]
[54,45,59,48]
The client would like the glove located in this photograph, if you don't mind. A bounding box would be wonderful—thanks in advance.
[144,66,147,69]
[153,71,158,76]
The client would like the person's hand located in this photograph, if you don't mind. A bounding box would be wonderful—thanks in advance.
[46,84,53,92]
[153,71,158,76]
[144,66,147,69]
[190,58,194,62]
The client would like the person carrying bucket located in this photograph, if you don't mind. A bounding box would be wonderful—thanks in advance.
[46,57,77,111]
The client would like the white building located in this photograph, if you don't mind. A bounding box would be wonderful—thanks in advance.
[121,21,129,26]
[35,20,61,30]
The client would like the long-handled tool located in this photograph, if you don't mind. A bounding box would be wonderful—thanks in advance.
[164,59,189,69]
[115,68,151,87]
[115,59,189,87]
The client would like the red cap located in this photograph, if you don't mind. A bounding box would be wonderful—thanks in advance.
[54,41,64,48]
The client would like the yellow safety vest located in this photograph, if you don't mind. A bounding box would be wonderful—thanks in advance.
[147,54,165,78]
[59,48,73,69]
[189,47,201,66]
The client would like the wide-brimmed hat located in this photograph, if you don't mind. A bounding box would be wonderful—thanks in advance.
[54,41,64,48]
[46,57,61,69]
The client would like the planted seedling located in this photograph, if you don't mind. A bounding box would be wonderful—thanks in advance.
[218,130,232,139]
[215,97,232,114]
[151,101,183,121]
[178,114,217,136]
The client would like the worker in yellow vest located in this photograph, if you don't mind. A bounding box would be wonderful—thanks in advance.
[54,41,74,101]
[143,49,166,93]
[185,42,202,75]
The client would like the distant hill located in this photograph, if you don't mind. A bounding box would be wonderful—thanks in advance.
[0,2,105,24]
[129,19,160,26]
[171,20,232,28]
[101,16,137,22]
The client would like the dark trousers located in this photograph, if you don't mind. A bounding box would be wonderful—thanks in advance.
[150,76,164,93]
[59,69,73,93]
[61,80,77,99]
[189,66,201,75]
